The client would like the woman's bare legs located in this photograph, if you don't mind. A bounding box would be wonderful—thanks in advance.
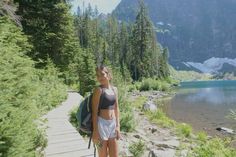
[108,138,118,157]
[98,140,108,157]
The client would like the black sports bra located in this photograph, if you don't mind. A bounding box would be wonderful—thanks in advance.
[99,86,116,110]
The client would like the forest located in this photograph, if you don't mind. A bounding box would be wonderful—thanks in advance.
[0,0,171,156]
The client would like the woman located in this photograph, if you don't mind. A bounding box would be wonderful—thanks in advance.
[91,65,121,157]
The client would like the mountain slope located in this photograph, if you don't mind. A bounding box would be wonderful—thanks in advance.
[113,0,236,71]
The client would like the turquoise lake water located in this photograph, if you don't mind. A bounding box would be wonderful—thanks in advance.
[162,80,236,135]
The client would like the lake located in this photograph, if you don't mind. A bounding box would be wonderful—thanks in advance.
[162,80,236,136]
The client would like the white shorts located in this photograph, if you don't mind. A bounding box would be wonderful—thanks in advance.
[98,116,116,140]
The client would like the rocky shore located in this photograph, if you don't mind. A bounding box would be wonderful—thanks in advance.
[118,90,185,157]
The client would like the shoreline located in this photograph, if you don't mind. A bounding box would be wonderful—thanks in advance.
[141,90,235,138]
[118,90,236,156]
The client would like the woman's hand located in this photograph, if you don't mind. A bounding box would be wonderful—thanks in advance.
[115,127,122,140]
[92,131,100,144]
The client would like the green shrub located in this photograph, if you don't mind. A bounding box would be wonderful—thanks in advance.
[140,79,151,91]
[176,123,192,138]
[151,80,160,90]
[0,17,67,157]
[110,69,135,132]
[135,78,172,91]
[127,84,137,92]
[159,81,170,91]
[120,110,136,132]
[135,82,142,91]
[129,140,145,157]
[133,96,147,109]
[146,109,175,128]
[188,138,236,157]
[196,131,208,142]
[118,87,136,132]
[69,106,79,128]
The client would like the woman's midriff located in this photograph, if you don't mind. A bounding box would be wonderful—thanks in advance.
[99,109,115,120]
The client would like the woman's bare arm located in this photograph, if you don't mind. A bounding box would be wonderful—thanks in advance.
[114,87,120,128]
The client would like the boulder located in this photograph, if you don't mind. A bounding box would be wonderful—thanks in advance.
[143,101,157,112]
[216,127,235,135]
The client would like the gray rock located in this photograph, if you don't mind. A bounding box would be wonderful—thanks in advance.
[148,95,155,100]
[148,150,159,157]
[133,134,141,139]
[148,149,176,157]
[143,101,157,112]
[153,139,180,149]
[216,127,235,135]
[151,128,158,133]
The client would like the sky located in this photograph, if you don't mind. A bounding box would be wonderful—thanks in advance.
[71,0,121,14]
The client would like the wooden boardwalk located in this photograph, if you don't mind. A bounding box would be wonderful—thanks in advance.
[44,92,94,157]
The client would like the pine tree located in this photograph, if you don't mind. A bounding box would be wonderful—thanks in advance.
[0,16,66,157]
[130,0,161,80]
[119,22,130,78]
[106,15,120,66]
[159,47,170,78]
[15,0,79,71]
[78,48,97,96]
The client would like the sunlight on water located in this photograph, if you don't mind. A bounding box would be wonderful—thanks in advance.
[163,80,236,135]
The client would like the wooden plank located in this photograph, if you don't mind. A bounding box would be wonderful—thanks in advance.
[46,149,94,157]
[47,133,83,141]
[47,134,84,145]
[46,130,78,136]
[45,142,89,155]
[44,92,94,157]
[46,127,75,132]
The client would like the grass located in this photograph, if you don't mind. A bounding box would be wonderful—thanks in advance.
[69,106,79,128]
[145,110,175,128]
[188,137,236,157]
[128,140,145,157]
[132,96,147,109]
[176,123,192,138]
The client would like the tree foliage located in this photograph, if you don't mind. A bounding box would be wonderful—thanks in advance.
[15,0,80,71]
[0,1,172,156]
[0,17,67,157]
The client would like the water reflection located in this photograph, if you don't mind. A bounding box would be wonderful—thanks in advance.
[163,80,236,135]
[178,87,236,106]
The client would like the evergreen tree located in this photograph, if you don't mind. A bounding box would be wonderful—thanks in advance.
[14,0,79,71]
[119,22,130,77]
[78,11,91,48]
[130,0,161,80]
[78,49,97,96]
[106,15,120,66]
[158,47,170,78]
[0,16,66,157]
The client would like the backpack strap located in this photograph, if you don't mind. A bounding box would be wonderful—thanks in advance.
[94,143,97,157]
[88,134,92,148]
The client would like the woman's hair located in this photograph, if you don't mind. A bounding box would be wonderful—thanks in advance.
[95,65,113,80]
